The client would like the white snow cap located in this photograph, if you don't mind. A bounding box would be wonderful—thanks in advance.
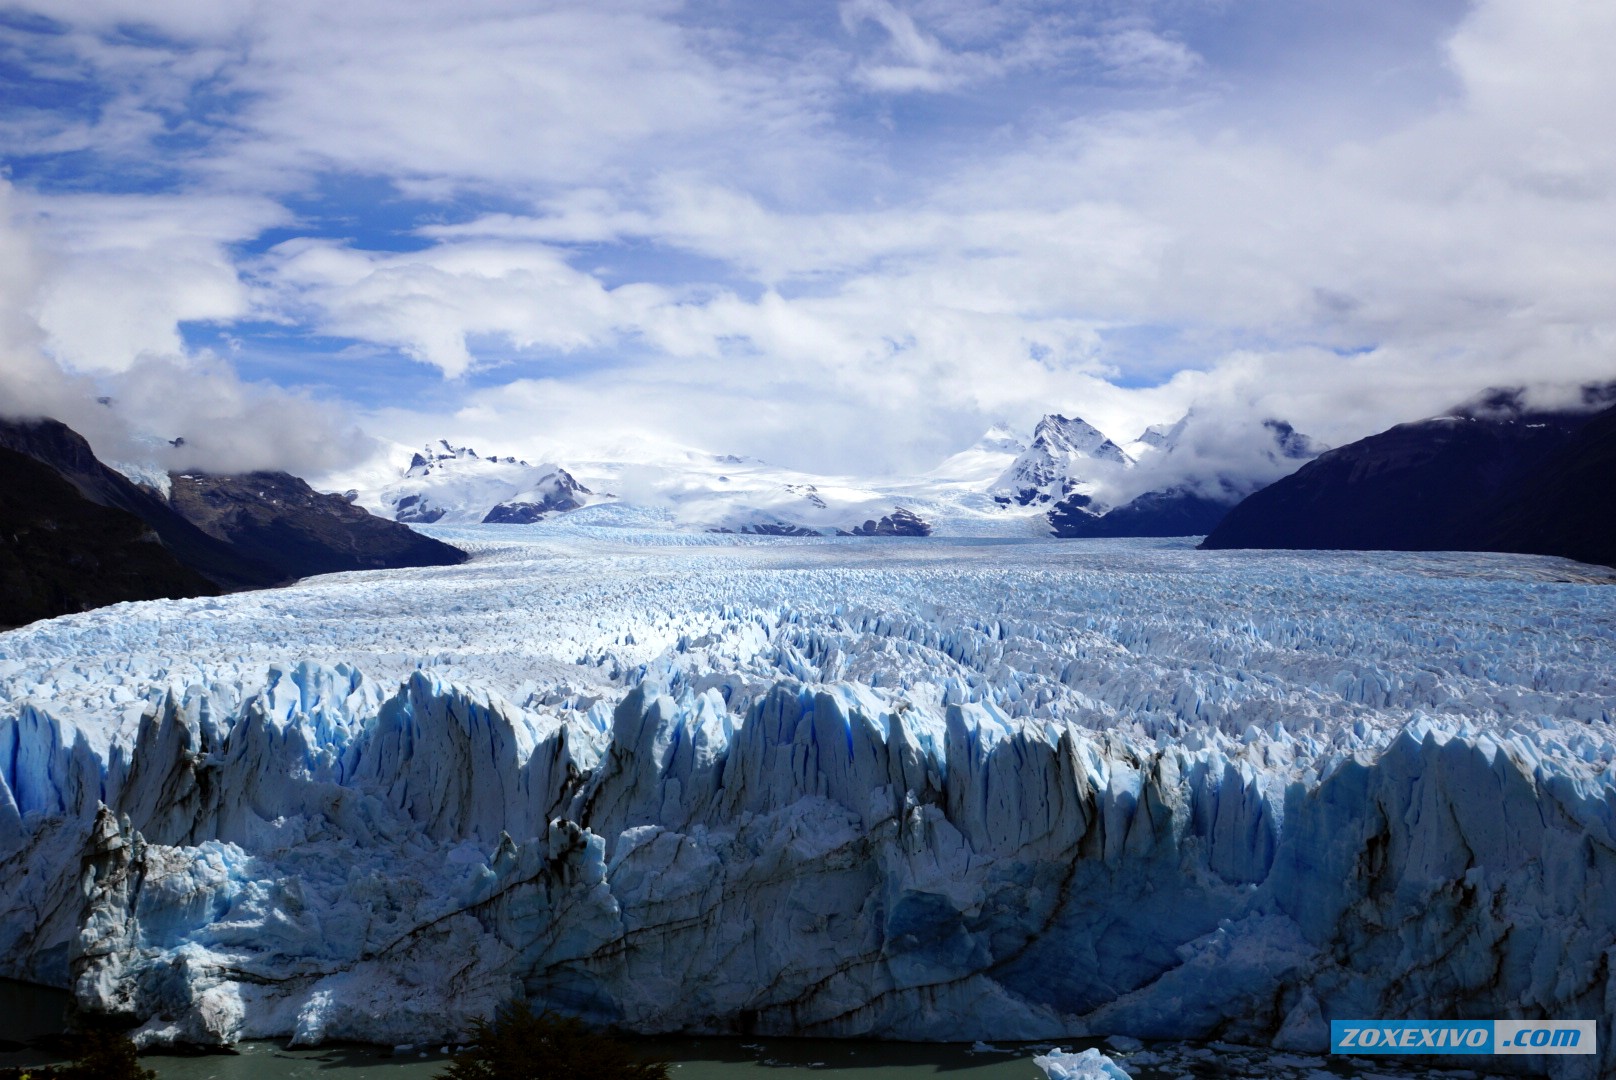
[991,413,1132,506]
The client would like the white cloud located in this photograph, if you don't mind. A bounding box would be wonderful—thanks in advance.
[1087,25,1201,81]
[0,181,372,475]
[106,355,377,475]
[4,0,1614,482]
[22,191,286,374]
[838,0,1173,94]
[257,238,666,378]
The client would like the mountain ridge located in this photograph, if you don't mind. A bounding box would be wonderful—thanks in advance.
[0,414,467,626]
[1201,390,1616,566]
[0,445,222,627]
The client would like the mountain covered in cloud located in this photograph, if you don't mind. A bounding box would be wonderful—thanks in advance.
[1128,422,1177,456]
[1202,385,1616,567]
[0,415,282,592]
[1048,414,1327,538]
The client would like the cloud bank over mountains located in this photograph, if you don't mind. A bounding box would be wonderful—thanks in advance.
[1,0,1613,477]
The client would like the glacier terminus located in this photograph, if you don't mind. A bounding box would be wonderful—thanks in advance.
[1,522,1613,1078]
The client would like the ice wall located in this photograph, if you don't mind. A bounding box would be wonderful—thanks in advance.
[3,661,1613,1078]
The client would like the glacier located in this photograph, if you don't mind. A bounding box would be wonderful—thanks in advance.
[1,527,1614,1077]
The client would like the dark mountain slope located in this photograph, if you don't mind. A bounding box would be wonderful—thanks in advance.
[0,415,468,627]
[1202,395,1615,566]
[1485,403,1616,568]
[0,447,220,627]
[1049,417,1324,538]
[0,417,281,589]
[1051,487,1232,538]
[166,471,466,580]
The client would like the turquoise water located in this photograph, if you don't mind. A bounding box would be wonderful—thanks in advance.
[0,980,1500,1079]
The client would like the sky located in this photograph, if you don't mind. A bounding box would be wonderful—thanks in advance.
[1,0,1614,481]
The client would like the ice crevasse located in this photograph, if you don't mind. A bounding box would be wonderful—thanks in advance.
[1,657,1613,1078]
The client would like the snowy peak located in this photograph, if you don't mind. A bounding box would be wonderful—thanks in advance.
[992,413,1131,506]
[1032,414,1130,464]
[1134,423,1176,452]
[379,441,595,525]
[971,423,1030,457]
[925,423,1029,487]
[406,440,531,475]
[1129,414,1193,458]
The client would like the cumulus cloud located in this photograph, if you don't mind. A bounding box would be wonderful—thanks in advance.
[256,237,664,378]
[2,0,1613,482]
[24,192,287,374]
[0,181,373,476]
[104,356,376,475]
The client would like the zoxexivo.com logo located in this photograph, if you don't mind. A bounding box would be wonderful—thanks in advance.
[1331,1020,1597,1055]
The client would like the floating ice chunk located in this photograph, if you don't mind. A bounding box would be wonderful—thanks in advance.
[1033,1047,1131,1080]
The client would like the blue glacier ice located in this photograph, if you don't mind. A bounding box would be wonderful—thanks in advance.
[1034,1047,1131,1080]
[0,530,1613,1079]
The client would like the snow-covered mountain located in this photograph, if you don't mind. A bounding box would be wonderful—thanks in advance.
[374,440,596,525]
[334,412,1318,541]
[343,436,1014,537]
[1,531,1613,1071]
[926,423,1028,486]
[1127,421,1178,457]
[991,414,1132,507]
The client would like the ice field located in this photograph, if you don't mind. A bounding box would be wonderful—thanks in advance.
[1,524,1614,1077]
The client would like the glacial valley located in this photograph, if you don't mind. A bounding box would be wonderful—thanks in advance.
[1,524,1613,1078]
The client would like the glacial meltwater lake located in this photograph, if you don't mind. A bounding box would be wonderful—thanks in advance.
[1,980,1509,1080]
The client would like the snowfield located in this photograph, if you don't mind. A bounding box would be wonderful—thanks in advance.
[2,526,1614,1077]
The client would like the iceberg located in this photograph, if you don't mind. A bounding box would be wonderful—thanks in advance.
[0,530,1612,1079]
[1033,1047,1130,1080]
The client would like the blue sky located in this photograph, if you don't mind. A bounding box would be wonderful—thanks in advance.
[2,0,1614,478]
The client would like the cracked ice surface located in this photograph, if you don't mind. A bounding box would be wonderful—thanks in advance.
[1,527,1615,1078]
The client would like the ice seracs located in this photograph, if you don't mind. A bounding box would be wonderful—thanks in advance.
[1,529,1613,1078]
